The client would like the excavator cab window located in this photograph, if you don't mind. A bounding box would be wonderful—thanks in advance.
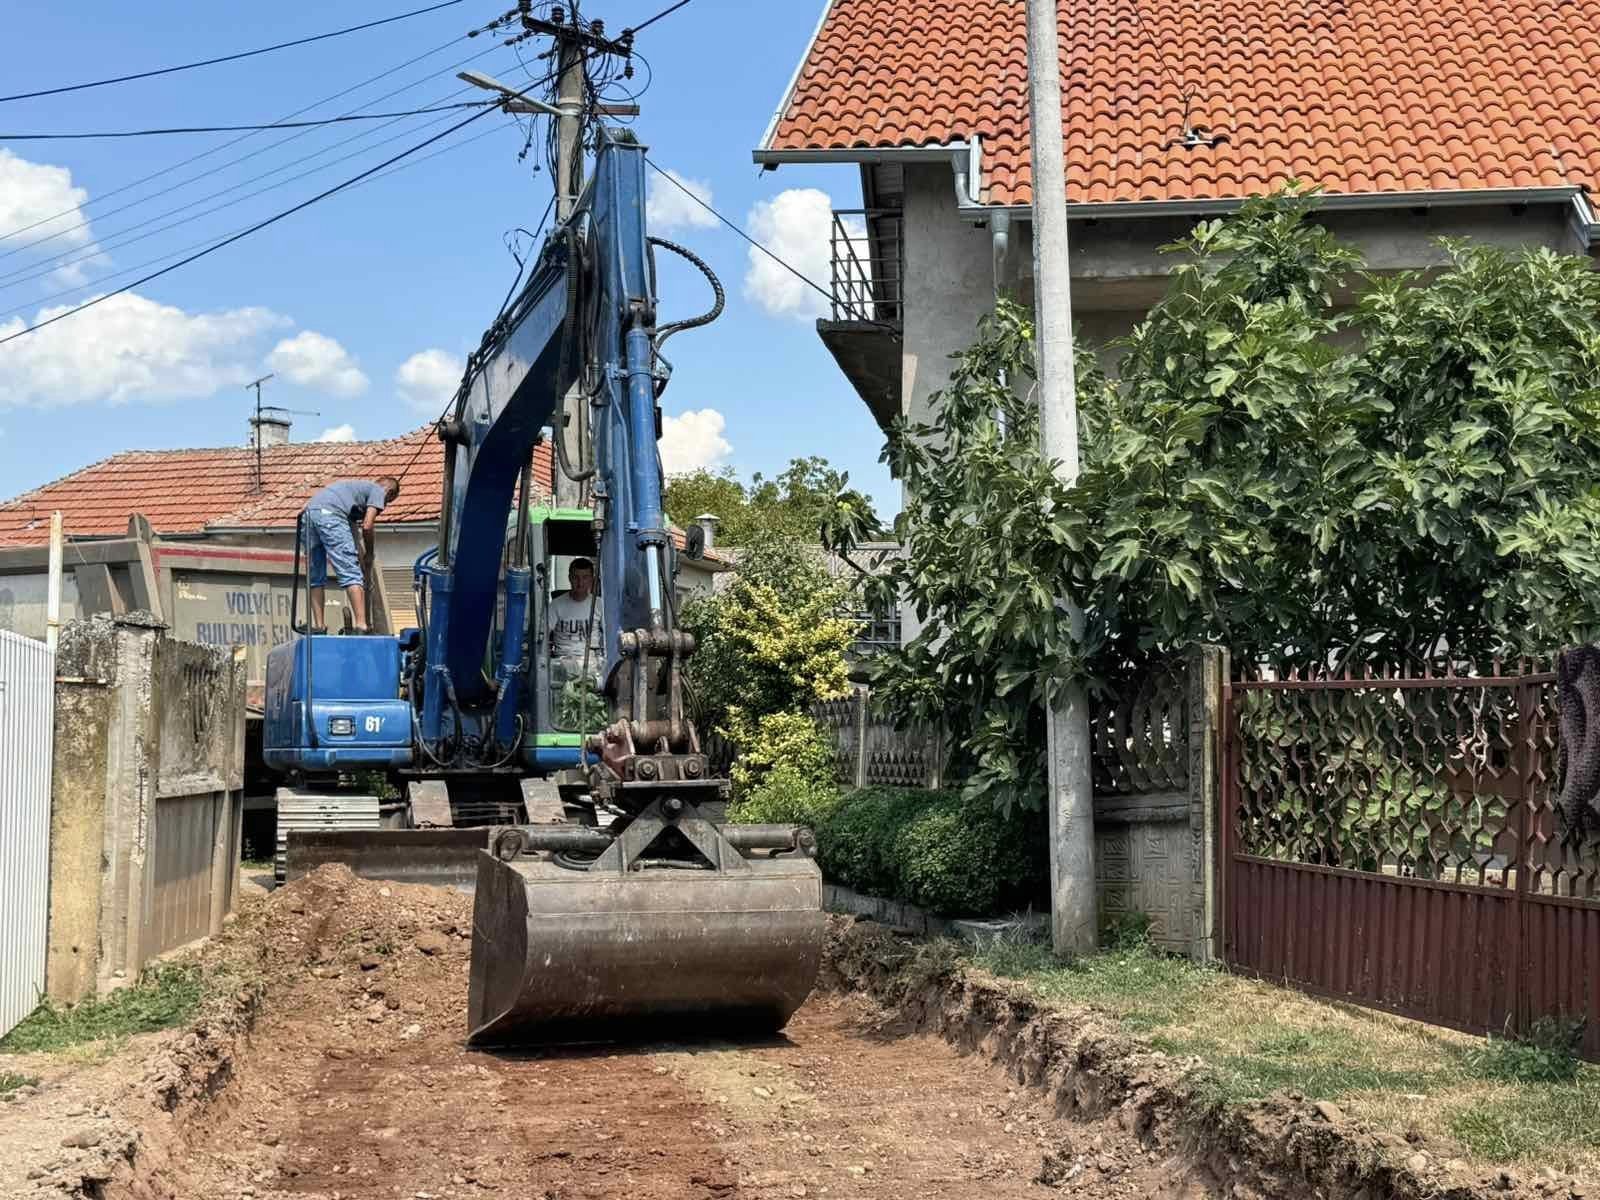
[527,507,606,739]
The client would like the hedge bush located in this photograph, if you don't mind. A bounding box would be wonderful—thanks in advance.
[815,787,1047,917]
[815,786,927,898]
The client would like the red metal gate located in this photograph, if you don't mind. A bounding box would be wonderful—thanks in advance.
[1221,664,1600,1059]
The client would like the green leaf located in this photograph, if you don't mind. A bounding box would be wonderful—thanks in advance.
[1206,364,1240,397]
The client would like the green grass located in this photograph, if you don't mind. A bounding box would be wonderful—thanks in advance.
[967,937,1600,1176]
[975,939,1227,1035]
[0,1070,39,1095]
[0,964,205,1055]
[1447,1073,1600,1163]
[1168,1026,1449,1105]
[1460,1018,1584,1085]
[240,858,273,871]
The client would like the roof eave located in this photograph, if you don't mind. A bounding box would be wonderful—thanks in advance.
[959,184,1587,223]
[201,518,443,535]
[752,142,972,167]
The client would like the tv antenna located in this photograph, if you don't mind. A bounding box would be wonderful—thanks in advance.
[245,374,319,492]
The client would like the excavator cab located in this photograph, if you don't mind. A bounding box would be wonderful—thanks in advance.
[522,506,606,766]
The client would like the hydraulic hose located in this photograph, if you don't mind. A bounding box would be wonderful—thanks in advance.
[649,236,724,347]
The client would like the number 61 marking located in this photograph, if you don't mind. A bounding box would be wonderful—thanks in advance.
[364,715,384,734]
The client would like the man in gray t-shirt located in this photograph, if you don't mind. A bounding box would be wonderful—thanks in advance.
[301,476,400,633]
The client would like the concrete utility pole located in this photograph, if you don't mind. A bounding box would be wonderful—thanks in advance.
[551,24,589,510]
[1026,0,1097,955]
[45,511,63,654]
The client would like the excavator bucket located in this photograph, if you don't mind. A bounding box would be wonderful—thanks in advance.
[467,809,824,1045]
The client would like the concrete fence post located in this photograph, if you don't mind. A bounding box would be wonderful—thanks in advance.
[853,687,870,789]
[1187,644,1227,964]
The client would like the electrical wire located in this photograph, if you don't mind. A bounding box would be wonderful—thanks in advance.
[0,100,494,140]
[0,49,550,287]
[0,1,470,104]
[0,91,489,293]
[0,119,521,326]
[643,156,896,332]
[1128,0,1194,102]
[0,31,475,248]
[0,103,501,348]
[624,0,694,36]
[0,40,515,265]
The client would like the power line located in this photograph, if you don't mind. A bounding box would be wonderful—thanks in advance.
[0,31,480,247]
[0,96,486,293]
[0,1,469,104]
[0,103,500,348]
[624,0,694,36]
[0,57,553,291]
[643,156,881,325]
[0,121,520,326]
[1128,0,1193,102]
[0,100,494,140]
[0,40,513,261]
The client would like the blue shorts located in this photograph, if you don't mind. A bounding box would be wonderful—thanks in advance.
[303,508,363,589]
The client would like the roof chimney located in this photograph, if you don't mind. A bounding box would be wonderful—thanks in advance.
[249,407,292,449]
[695,513,720,549]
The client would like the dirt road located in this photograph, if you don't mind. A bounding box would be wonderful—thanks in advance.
[7,868,1216,1199]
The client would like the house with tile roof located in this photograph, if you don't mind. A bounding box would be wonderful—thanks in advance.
[756,0,1600,440]
[0,418,726,689]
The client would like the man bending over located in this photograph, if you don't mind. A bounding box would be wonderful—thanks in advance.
[302,475,400,634]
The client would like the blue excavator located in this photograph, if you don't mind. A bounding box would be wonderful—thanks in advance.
[261,129,823,1044]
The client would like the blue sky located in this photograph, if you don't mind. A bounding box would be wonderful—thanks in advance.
[0,1,896,514]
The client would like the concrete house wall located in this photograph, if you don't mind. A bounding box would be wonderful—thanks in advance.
[896,160,1591,438]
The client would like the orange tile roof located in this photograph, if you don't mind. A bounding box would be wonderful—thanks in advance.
[0,429,554,546]
[761,0,1600,206]
[0,433,728,564]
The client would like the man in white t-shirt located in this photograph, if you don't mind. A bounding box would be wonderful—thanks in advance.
[549,558,599,665]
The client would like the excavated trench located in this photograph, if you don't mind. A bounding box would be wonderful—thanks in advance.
[3,868,1574,1200]
[4,868,1212,1200]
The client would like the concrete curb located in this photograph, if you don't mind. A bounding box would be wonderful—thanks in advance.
[821,881,1048,946]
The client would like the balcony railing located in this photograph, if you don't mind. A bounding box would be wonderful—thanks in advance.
[829,209,903,325]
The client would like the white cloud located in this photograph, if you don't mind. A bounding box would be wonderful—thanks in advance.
[0,292,288,408]
[0,149,97,251]
[743,188,856,321]
[646,168,717,233]
[266,330,368,397]
[659,407,731,475]
[395,348,463,416]
[316,423,357,443]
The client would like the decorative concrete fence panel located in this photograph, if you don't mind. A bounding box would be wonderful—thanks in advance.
[1091,647,1224,962]
[811,648,1224,962]
[813,689,946,789]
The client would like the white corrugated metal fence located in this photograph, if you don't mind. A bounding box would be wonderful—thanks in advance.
[0,630,54,1039]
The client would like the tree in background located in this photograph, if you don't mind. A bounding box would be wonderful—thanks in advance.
[840,192,1600,814]
[680,539,857,818]
[665,456,879,547]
